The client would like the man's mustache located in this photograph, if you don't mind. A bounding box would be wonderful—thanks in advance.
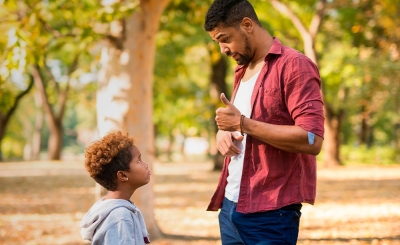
[226,51,236,57]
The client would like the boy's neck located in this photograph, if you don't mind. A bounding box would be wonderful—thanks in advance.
[104,190,134,201]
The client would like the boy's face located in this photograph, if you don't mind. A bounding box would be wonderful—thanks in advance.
[126,146,151,188]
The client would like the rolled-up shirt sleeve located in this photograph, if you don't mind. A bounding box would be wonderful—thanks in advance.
[284,56,325,138]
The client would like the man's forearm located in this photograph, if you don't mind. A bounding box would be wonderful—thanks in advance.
[241,116,323,155]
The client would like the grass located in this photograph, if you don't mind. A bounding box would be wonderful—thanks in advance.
[0,160,399,245]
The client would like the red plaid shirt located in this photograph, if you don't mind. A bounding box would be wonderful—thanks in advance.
[207,38,325,213]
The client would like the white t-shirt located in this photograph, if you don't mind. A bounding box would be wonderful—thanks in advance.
[225,71,260,202]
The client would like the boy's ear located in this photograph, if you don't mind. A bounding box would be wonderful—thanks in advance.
[116,171,127,181]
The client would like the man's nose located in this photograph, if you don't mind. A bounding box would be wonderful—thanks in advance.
[219,43,228,54]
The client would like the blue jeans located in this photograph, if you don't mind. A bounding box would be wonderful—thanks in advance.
[218,197,302,245]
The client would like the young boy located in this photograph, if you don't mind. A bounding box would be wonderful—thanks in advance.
[80,131,151,244]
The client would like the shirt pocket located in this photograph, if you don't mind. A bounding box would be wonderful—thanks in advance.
[255,87,283,123]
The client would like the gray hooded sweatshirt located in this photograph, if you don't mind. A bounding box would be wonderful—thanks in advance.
[80,198,150,245]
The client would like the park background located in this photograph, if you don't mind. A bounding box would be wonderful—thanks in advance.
[0,0,399,244]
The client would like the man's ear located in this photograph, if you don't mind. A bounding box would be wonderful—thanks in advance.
[241,17,253,32]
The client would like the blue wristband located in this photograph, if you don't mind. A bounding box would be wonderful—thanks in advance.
[308,132,315,145]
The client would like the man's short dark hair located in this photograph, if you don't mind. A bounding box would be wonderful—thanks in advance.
[204,0,261,31]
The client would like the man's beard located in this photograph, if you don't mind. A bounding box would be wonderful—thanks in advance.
[227,34,252,65]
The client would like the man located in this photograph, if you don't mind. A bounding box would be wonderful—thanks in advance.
[204,0,325,244]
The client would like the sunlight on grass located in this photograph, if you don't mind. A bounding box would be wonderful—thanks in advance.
[300,203,400,239]
[0,161,399,245]
[0,213,87,245]
[156,207,220,237]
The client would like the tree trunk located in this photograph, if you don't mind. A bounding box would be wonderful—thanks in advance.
[47,119,63,160]
[0,123,5,161]
[323,104,342,166]
[32,90,44,160]
[359,105,368,145]
[96,0,170,239]
[32,66,67,160]
[0,76,34,161]
[208,48,228,171]
[394,90,400,150]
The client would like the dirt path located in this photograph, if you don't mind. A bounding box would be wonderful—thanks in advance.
[0,161,399,245]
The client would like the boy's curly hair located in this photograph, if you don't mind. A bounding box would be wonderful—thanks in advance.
[84,131,134,191]
[204,0,261,31]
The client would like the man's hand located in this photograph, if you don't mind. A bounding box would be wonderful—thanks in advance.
[215,93,242,132]
[216,130,244,157]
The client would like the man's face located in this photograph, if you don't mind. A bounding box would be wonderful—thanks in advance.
[209,25,253,65]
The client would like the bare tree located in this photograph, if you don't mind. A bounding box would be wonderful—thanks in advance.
[96,0,171,239]
[32,55,79,160]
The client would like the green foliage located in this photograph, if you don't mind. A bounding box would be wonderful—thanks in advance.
[255,0,315,50]
[2,134,24,159]
[98,1,139,23]
[154,0,215,138]
[153,44,212,137]
[0,0,106,159]
[1,92,36,159]
[329,0,400,149]
[341,144,399,165]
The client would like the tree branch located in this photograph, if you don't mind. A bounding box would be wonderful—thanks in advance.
[269,0,327,64]
[32,64,56,121]
[58,54,80,121]
[43,62,60,95]
[309,0,327,40]
[1,75,34,127]
[269,0,311,43]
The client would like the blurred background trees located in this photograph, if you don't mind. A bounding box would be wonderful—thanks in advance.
[1,0,399,240]
[1,0,399,164]
[0,0,102,161]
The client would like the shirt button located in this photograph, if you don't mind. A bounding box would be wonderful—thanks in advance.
[308,103,312,106]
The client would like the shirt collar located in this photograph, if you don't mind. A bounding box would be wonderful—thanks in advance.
[268,37,283,55]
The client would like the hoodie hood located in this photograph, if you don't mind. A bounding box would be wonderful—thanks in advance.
[80,198,150,244]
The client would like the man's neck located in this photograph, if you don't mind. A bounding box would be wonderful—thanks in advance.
[248,30,273,69]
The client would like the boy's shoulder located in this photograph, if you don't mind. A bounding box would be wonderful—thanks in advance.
[102,206,136,225]
[110,205,136,216]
